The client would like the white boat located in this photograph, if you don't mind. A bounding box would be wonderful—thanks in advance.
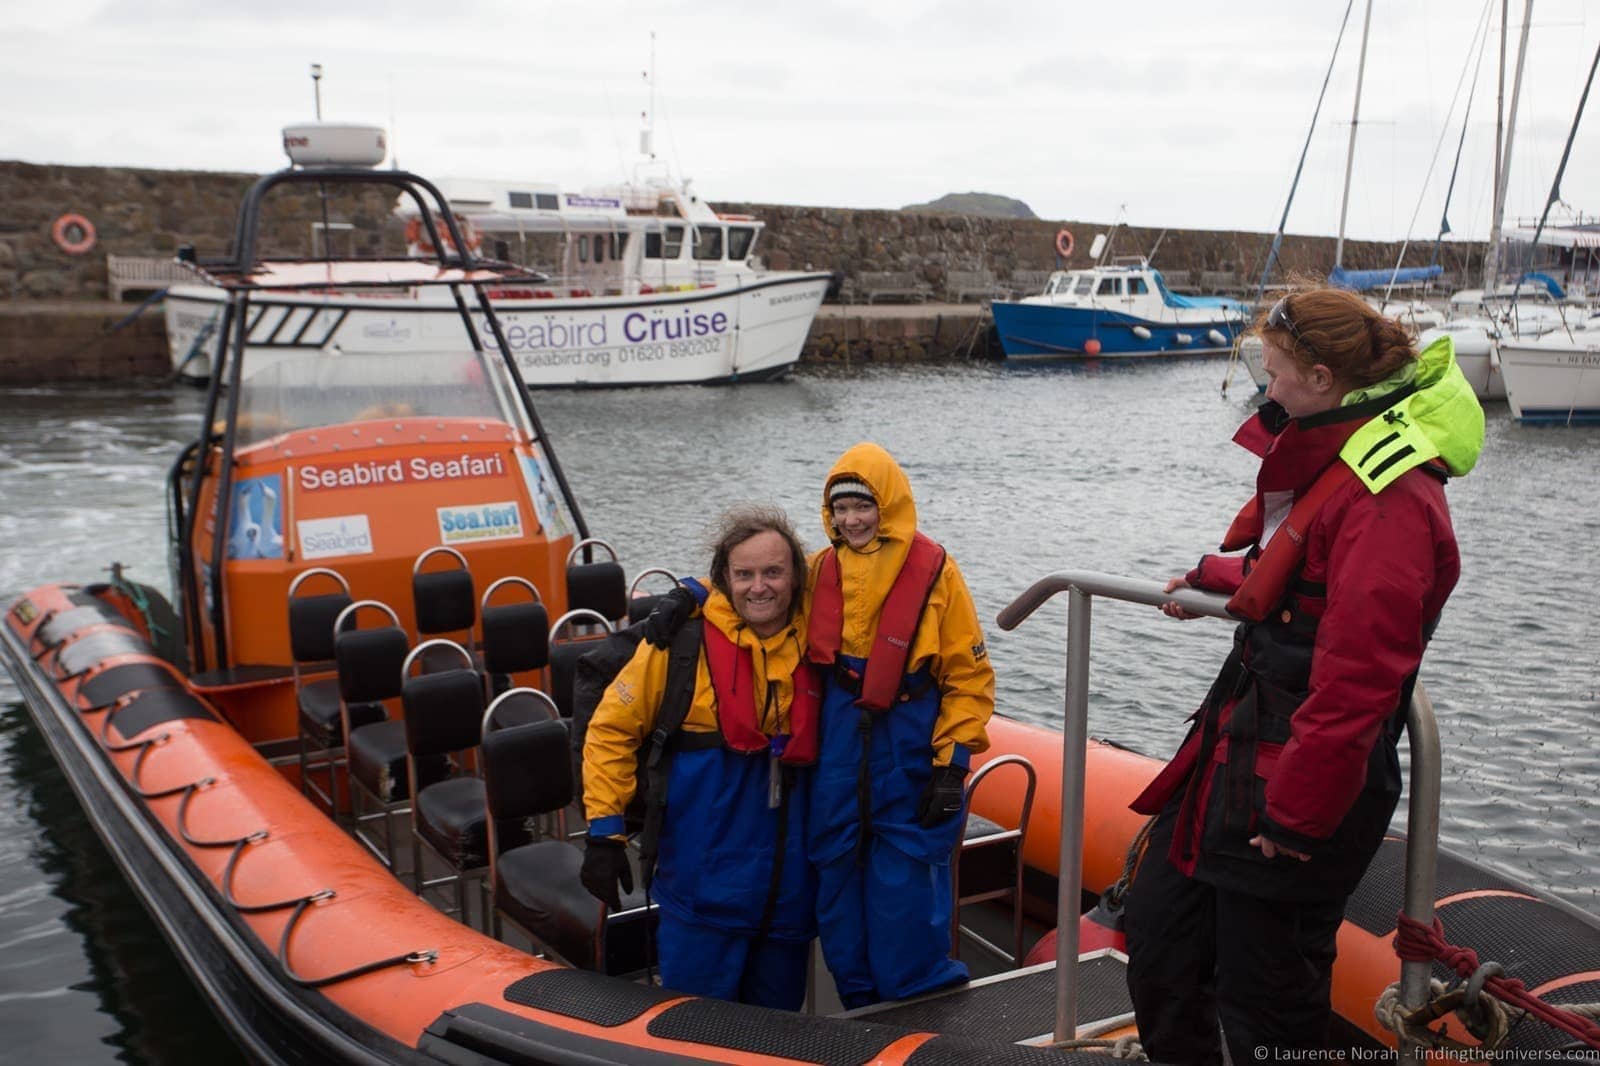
[163,126,832,387]
[1497,318,1600,423]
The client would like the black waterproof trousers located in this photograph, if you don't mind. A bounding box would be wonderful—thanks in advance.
[1124,809,1346,1066]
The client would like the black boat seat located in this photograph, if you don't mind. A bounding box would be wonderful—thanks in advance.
[624,566,682,627]
[482,717,655,974]
[481,577,551,700]
[495,842,653,974]
[413,547,477,663]
[289,569,358,815]
[348,721,450,804]
[546,610,613,718]
[403,647,491,920]
[415,775,489,869]
[565,538,627,625]
[297,682,384,749]
[482,601,550,675]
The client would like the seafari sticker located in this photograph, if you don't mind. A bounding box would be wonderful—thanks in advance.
[297,515,375,560]
[438,501,522,545]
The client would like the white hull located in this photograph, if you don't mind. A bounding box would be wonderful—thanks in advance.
[1498,332,1600,424]
[1421,321,1507,401]
[165,273,832,387]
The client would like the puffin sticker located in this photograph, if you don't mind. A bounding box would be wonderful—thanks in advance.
[227,474,285,560]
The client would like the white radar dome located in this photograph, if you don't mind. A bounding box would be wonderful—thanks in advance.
[282,124,387,167]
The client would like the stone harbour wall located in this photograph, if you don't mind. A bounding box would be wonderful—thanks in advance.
[0,160,1482,380]
[0,160,1483,304]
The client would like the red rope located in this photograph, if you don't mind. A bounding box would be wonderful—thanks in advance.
[1393,912,1600,1049]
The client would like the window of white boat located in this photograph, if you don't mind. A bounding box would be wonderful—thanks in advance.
[231,349,530,449]
[691,227,723,261]
[644,225,685,260]
[577,235,590,264]
[1074,277,1094,295]
[1128,277,1149,295]
[1097,277,1123,296]
[727,227,755,261]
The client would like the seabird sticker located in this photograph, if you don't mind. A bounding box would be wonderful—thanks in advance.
[438,501,522,545]
[297,515,374,560]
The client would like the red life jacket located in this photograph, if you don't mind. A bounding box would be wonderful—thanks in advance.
[807,531,946,713]
[1221,461,1358,622]
[702,623,821,765]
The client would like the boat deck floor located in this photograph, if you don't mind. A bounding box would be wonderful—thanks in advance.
[844,952,1131,1045]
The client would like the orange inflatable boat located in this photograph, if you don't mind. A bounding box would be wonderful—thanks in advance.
[5,128,1599,1064]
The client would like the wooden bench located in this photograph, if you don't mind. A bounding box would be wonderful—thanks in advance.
[847,271,934,304]
[1006,270,1053,298]
[945,269,1004,303]
[107,255,199,301]
[1198,270,1246,297]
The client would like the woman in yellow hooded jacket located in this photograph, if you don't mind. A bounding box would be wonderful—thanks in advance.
[806,442,995,1008]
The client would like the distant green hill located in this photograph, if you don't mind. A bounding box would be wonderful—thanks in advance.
[902,192,1038,219]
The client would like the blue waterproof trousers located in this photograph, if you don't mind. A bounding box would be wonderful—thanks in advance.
[809,658,969,1008]
[656,915,810,1009]
[651,743,815,1005]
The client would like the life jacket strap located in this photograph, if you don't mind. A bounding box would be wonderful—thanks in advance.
[1226,463,1357,623]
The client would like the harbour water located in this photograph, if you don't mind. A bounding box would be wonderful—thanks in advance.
[1,360,1597,1062]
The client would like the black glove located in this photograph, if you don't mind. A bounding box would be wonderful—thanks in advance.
[639,585,696,649]
[916,764,969,828]
[580,837,634,910]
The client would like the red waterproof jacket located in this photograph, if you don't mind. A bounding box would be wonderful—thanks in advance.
[1132,398,1462,899]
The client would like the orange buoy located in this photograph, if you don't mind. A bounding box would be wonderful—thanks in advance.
[1084,337,1102,356]
[51,213,97,256]
[1055,227,1075,259]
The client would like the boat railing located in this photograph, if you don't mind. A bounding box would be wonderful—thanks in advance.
[997,570,1439,1059]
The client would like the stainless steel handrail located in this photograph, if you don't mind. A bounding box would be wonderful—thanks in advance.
[997,570,1439,1052]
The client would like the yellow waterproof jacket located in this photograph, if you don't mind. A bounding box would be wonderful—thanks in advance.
[809,441,994,767]
[581,589,808,834]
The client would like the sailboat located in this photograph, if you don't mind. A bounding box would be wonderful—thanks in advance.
[1493,39,1600,423]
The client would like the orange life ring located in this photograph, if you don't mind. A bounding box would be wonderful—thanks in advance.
[52,213,97,256]
[405,215,481,257]
[1055,227,1075,259]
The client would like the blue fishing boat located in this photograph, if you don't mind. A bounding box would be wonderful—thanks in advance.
[991,258,1250,358]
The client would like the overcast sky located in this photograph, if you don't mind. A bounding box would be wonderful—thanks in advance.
[3,1,1595,243]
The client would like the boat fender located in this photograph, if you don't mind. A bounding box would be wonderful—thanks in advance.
[1021,902,1127,966]
[1055,227,1075,259]
[52,213,97,256]
[1208,328,1228,346]
[1174,332,1193,346]
[1131,325,1153,341]
[1084,337,1102,356]
[405,215,482,257]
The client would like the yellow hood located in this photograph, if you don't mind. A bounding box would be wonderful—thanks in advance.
[818,442,919,645]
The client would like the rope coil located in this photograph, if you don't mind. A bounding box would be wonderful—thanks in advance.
[1383,911,1600,1051]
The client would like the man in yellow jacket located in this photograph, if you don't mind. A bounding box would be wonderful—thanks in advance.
[806,442,994,1008]
[581,505,820,1008]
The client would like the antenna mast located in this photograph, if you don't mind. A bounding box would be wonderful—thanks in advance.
[311,63,323,121]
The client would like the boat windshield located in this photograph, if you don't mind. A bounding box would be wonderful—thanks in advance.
[231,348,532,449]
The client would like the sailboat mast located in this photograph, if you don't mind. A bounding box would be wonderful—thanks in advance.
[1334,0,1374,269]
[1510,39,1600,317]
[1486,0,1535,288]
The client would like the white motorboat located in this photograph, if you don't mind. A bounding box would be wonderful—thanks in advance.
[1497,317,1600,423]
[163,125,832,387]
